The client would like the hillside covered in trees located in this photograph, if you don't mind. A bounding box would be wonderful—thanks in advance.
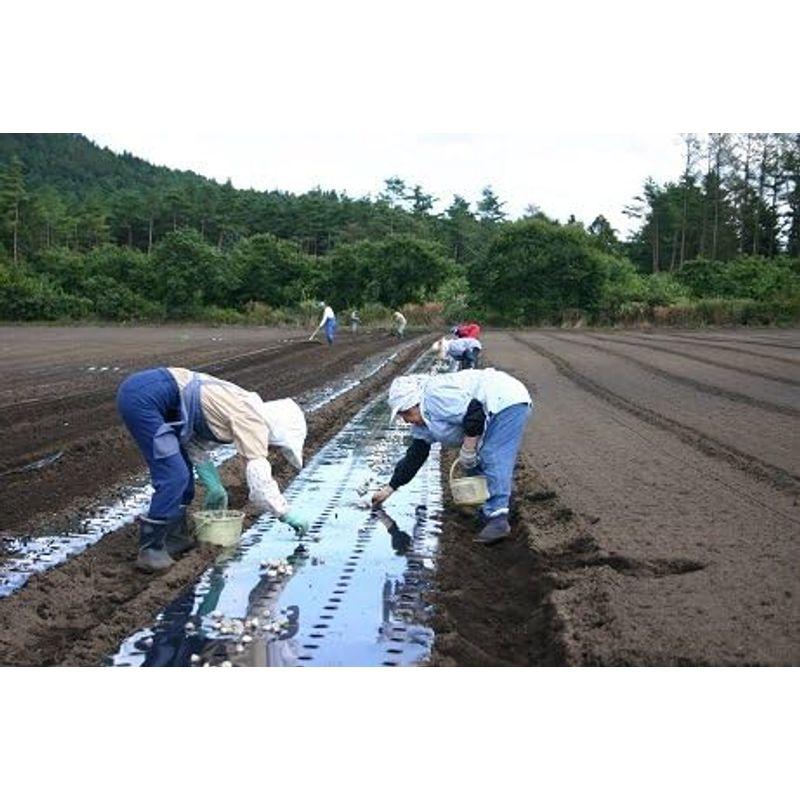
[1,133,799,325]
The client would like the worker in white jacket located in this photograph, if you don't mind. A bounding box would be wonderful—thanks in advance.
[393,310,407,338]
[372,369,532,544]
[117,367,310,572]
[311,302,337,345]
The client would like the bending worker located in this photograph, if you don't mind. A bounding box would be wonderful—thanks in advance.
[436,335,482,370]
[372,369,532,544]
[311,302,337,345]
[453,321,481,339]
[117,367,310,572]
[393,310,407,338]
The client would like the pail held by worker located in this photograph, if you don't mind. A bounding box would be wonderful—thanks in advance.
[193,509,245,547]
[448,460,489,507]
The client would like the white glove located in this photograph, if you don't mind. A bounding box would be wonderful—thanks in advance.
[458,446,479,470]
[246,457,289,517]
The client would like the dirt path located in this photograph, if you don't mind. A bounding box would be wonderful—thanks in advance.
[432,330,799,666]
[0,327,431,666]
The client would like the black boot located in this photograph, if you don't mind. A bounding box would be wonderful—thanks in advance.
[136,517,176,572]
[165,507,196,557]
[473,514,511,545]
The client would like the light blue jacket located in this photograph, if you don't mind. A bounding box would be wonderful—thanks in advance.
[410,368,531,447]
[446,337,482,357]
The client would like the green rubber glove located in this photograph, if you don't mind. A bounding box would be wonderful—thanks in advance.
[280,510,309,534]
[195,461,229,511]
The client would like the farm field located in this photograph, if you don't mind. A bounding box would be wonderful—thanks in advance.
[0,325,431,665]
[0,325,798,666]
[431,328,799,666]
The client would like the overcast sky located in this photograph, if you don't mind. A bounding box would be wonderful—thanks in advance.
[86,132,686,237]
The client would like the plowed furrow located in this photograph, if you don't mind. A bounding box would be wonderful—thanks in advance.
[543,332,800,419]
[512,334,800,496]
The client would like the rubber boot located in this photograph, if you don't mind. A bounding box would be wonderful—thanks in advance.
[165,507,196,557]
[473,514,511,545]
[136,517,176,572]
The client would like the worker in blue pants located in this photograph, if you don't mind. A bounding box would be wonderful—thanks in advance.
[310,302,337,345]
[372,369,532,544]
[117,367,310,572]
[435,336,482,370]
[117,369,196,532]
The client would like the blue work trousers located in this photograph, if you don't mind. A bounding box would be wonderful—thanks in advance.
[457,348,480,370]
[116,368,195,521]
[324,318,337,345]
[478,402,532,518]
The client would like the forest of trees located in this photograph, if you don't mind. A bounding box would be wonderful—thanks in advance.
[1,133,798,326]
[623,133,800,270]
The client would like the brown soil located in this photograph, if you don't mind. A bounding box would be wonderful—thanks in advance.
[0,326,432,666]
[0,326,404,534]
[3,325,798,667]
[429,451,564,666]
[430,329,799,666]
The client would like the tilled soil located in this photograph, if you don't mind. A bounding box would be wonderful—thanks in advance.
[430,329,799,666]
[0,326,403,534]
[0,326,431,666]
[3,325,798,667]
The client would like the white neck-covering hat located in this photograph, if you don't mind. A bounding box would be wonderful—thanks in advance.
[259,398,307,469]
[388,374,429,421]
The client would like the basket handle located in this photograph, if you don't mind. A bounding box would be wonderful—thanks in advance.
[449,459,461,481]
[193,515,212,535]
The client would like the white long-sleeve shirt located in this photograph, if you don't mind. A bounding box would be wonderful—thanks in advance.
[320,306,335,324]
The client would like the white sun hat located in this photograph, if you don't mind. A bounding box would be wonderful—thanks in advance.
[259,398,307,469]
[388,374,428,421]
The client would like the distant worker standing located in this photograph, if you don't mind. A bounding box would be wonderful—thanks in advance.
[310,302,337,345]
[350,309,361,334]
[372,369,532,544]
[393,310,407,338]
[117,368,310,572]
